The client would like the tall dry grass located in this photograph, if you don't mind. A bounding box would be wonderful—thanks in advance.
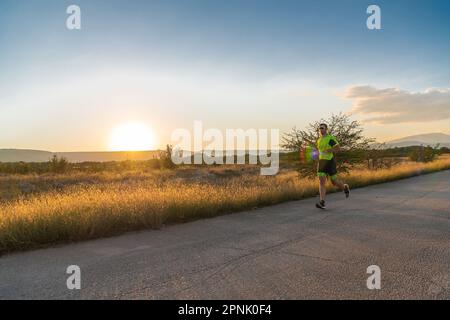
[1,158,449,254]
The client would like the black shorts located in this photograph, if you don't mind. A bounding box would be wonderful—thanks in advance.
[317,158,337,178]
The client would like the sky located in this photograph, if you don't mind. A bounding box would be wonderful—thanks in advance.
[0,0,449,151]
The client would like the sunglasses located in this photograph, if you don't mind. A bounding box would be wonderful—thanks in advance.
[319,127,326,130]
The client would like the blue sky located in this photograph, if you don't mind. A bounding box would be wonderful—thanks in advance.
[1,0,449,151]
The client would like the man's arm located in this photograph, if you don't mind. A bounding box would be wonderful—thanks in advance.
[326,144,341,153]
[324,139,340,153]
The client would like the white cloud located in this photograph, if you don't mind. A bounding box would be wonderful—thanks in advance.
[345,86,450,124]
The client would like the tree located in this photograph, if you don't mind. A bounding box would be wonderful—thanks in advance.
[160,144,176,169]
[49,155,69,173]
[282,113,375,176]
[409,144,441,163]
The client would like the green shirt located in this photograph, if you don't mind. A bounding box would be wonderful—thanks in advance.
[317,134,339,160]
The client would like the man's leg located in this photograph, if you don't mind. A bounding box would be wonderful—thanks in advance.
[331,175,350,198]
[316,160,329,209]
[316,174,328,209]
[319,175,327,201]
[330,176,345,190]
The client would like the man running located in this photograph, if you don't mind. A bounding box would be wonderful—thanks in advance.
[315,123,350,209]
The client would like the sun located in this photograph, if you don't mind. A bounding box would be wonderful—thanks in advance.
[109,123,156,151]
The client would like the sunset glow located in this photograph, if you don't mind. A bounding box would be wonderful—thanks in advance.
[109,123,156,151]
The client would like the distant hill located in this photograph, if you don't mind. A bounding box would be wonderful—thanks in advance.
[0,149,161,163]
[385,133,450,148]
[57,151,161,162]
[0,149,54,162]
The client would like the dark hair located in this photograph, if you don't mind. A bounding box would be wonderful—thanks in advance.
[319,123,328,129]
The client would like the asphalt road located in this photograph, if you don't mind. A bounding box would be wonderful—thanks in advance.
[0,171,449,299]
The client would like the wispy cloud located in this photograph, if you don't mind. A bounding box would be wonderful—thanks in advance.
[345,86,450,124]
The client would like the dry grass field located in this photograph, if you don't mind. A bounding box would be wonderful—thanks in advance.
[1,157,449,255]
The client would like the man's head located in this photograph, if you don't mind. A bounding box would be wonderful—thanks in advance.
[318,123,328,136]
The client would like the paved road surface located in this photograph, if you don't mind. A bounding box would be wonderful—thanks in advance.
[0,171,449,299]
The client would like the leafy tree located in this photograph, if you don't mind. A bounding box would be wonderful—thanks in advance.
[409,145,441,163]
[282,113,374,176]
[160,144,176,169]
[49,155,69,173]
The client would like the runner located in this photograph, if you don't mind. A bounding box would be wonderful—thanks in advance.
[315,123,350,209]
